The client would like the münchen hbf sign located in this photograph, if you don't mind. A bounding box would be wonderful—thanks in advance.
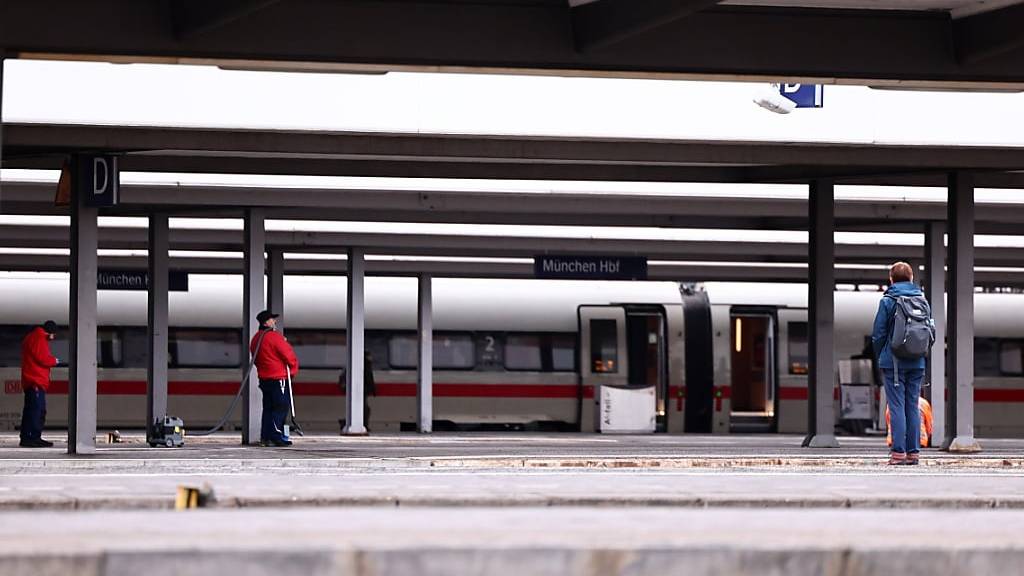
[534,255,647,281]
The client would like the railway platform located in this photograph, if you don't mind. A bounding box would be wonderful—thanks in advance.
[2,433,1024,575]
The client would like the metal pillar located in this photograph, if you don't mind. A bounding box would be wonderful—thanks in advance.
[268,249,285,335]
[69,167,98,455]
[146,214,169,442]
[945,173,981,452]
[417,274,433,433]
[241,210,265,444]
[344,248,367,435]
[803,179,840,448]
[1,55,5,202]
[924,221,947,449]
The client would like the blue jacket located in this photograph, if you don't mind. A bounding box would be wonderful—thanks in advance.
[871,281,928,371]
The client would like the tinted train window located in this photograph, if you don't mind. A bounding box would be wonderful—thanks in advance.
[289,330,346,369]
[505,333,578,372]
[169,328,241,368]
[975,338,1001,377]
[0,325,32,367]
[121,328,149,368]
[999,340,1024,376]
[388,333,476,370]
[590,319,618,373]
[788,322,808,375]
[476,333,503,371]
[505,334,543,371]
[551,334,577,371]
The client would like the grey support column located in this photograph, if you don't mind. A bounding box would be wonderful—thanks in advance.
[344,248,367,435]
[268,250,285,335]
[242,210,265,445]
[803,179,840,448]
[945,173,981,453]
[69,166,99,455]
[146,214,169,442]
[924,221,947,449]
[417,274,433,433]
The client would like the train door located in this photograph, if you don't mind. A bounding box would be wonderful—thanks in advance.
[578,306,628,432]
[624,306,668,433]
[729,309,777,433]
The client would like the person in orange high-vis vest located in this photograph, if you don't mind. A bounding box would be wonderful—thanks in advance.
[887,396,933,448]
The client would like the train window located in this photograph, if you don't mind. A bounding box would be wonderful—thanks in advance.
[551,334,577,372]
[504,333,578,372]
[96,328,123,368]
[999,340,1024,376]
[476,333,504,371]
[121,328,149,368]
[169,328,241,368]
[388,333,476,370]
[788,322,809,375]
[505,334,543,371]
[590,319,618,373]
[289,330,347,369]
[975,338,1001,377]
[0,325,32,367]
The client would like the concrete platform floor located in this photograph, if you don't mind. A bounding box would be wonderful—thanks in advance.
[3,507,1024,576]
[1,433,1022,510]
[3,434,1024,575]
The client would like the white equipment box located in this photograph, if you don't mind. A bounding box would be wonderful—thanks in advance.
[598,385,656,434]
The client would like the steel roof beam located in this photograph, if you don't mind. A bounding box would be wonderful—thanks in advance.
[572,0,723,51]
[4,1,1024,85]
[954,2,1024,65]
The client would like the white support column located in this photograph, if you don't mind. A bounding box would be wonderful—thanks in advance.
[924,221,947,449]
[945,173,981,453]
[344,248,367,435]
[803,179,840,448]
[417,274,433,433]
[146,214,169,442]
[69,162,98,455]
[242,210,265,445]
[268,249,285,336]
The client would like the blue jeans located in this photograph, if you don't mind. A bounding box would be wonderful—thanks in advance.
[258,379,290,443]
[20,387,47,442]
[882,367,924,455]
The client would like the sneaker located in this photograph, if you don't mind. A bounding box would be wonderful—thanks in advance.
[888,452,907,466]
[906,453,920,466]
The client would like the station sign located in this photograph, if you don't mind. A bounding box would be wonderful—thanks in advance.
[74,154,120,208]
[534,255,647,281]
[98,270,189,292]
[775,83,824,108]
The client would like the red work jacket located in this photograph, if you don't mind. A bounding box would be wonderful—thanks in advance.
[21,327,58,391]
[249,328,299,380]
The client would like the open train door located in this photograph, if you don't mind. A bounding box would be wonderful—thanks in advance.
[577,305,629,432]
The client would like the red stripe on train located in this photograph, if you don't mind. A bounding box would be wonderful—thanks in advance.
[37,380,594,399]
[779,387,1024,403]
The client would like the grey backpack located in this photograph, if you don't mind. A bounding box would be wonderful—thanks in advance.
[887,294,935,359]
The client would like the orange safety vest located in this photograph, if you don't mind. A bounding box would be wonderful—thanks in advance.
[886,397,933,448]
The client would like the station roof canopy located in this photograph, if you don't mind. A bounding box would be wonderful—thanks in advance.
[3,1,1024,87]
[5,123,1024,191]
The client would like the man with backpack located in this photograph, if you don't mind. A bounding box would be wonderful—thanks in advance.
[871,262,935,466]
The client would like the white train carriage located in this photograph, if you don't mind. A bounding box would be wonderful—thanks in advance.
[2,273,1024,436]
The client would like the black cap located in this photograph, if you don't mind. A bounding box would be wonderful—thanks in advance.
[256,310,279,325]
[42,321,58,335]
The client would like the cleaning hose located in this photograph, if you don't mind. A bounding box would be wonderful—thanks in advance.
[190,329,268,436]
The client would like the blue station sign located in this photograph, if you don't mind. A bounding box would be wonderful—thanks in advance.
[776,83,824,108]
[534,255,648,281]
[98,270,189,292]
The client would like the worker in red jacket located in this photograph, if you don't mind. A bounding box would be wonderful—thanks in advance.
[250,310,299,447]
[20,321,59,448]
